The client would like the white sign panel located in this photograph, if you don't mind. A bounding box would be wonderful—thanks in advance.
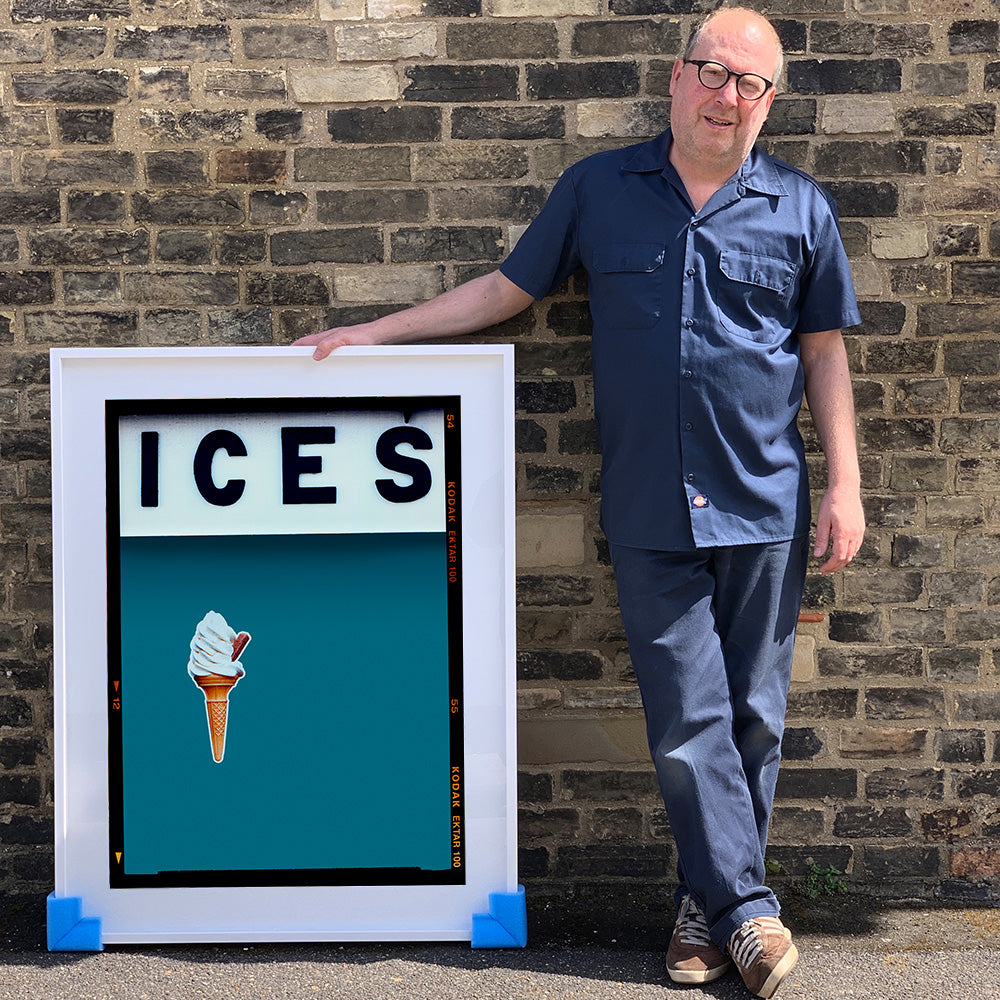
[49,347,521,949]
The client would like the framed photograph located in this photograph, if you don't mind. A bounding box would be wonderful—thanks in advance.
[49,346,521,947]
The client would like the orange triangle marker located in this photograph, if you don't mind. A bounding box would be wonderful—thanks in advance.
[115,852,122,864]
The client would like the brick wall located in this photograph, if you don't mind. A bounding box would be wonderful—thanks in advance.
[2,0,999,940]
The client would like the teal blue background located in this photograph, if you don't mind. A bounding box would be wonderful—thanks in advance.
[118,533,452,876]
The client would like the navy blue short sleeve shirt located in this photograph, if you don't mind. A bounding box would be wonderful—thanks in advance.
[500,130,861,551]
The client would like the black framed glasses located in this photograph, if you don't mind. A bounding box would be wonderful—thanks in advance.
[683,59,773,101]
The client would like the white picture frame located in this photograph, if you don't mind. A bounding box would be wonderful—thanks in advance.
[49,346,521,949]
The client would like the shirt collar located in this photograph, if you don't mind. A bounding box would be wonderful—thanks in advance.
[622,129,788,198]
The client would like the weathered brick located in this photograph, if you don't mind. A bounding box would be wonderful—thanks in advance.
[333,264,443,304]
[447,23,555,62]
[57,108,114,144]
[146,151,207,187]
[787,59,901,94]
[133,192,242,225]
[518,649,603,680]
[0,110,50,147]
[949,20,999,54]
[403,65,518,103]
[413,144,527,181]
[917,302,996,337]
[890,534,943,569]
[249,191,307,226]
[328,106,441,144]
[22,151,135,186]
[0,192,60,226]
[207,309,272,344]
[271,229,382,266]
[138,68,190,103]
[935,730,986,764]
[218,231,265,266]
[295,147,410,183]
[525,464,583,496]
[819,647,921,680]
[217,150,286,185]
[255,110,302,142]
[391,226,503,263]
[954,770,1000,797]
[140,310,201,346]
[316,189,425,226]
[901,104,996,137]
[921,808,973,842]
[834,806,912,837]
[64,272,121,305]
[527,62,639,101]
[12,0,128,19]
[775,767,856,799]
[206,70,286,101]
[246,273,329,306]
[780,728,825,760]
[916,63,970,97]
[810,20,875,53]
[954,691,1000,722]
[786,688,858,719]
[866,686,946,720]
[0,273,54,307]
[203,0,313,14]
[53,27,106,61]
[866,768,944,800]
[243,25,329,61]
[518,574,593,607]
[561,769,659,801]
[435,185,548,223]
[824,181,898,217]
[114,25,230,60]
[29,228,148,266]
[124,272,238,306]
[865,847,941,877]
[451,106,564,141]
[13,70,128,105]
[877,23,934,56]
[840,726,927,758]
[139,110,246,144]
[155,230,211,265]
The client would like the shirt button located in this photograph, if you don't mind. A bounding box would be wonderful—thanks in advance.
[686,268,695,277]
[683,370,693,379]
[686,473,695,483]
[684,319,693,328]
[684,422,693,431]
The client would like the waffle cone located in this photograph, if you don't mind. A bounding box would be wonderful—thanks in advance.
[194,671,240,762]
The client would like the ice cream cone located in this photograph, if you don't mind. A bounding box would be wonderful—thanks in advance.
[194,671,241,763]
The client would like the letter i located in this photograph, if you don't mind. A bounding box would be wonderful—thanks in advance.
[140,431,159,507]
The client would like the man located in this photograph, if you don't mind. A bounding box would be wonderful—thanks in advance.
[297,7,864,998]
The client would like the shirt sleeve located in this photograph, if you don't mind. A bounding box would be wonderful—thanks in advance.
[499,167,583,301]
[795,199,862,335]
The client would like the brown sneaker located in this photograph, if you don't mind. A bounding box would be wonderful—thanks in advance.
[728,916,799,998]
[666,894,732,984]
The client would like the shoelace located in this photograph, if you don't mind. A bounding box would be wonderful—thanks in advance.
[675,896,713,947]
[729,920,765,969]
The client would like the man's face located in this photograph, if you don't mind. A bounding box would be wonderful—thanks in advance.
[668,11,779,179]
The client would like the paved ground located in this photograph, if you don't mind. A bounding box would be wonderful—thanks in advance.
[2,903,998,1000]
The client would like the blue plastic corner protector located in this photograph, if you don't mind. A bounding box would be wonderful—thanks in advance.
[470,884,527,948]
[47,893,103,952]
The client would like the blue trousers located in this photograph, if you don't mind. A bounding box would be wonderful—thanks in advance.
[610,536,808,949]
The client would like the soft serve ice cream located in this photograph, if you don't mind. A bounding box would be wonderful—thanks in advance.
[188,610,250,762]
[188,610,248,681]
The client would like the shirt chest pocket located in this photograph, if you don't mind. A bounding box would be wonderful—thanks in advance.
[590,243,666,331]
[714,249,799,344]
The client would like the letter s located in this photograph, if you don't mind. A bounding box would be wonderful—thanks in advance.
[375,426,432,503]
